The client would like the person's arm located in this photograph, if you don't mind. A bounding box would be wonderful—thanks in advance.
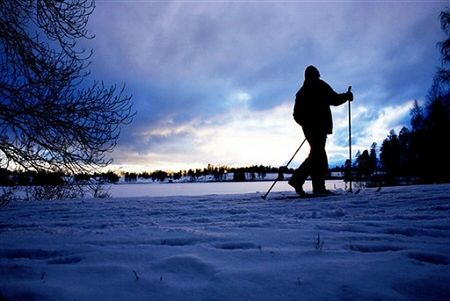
[321,80,352,106]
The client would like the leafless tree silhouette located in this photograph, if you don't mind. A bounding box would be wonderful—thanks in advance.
[0,0,133,177]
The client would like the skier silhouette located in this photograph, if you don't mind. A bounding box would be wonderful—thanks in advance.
[289,65,353,195]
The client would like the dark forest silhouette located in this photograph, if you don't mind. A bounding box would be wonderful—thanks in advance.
[350,10,450,186]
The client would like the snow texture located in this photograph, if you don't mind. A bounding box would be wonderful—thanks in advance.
[1,184,449,300]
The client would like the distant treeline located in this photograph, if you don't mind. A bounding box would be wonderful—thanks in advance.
[0,165,293,186]
[116,165,295,183]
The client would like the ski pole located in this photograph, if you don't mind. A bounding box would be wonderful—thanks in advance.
[261,138,307,200]
[348,86,353,193]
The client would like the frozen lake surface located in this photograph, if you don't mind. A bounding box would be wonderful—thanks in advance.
[109,180,347,198]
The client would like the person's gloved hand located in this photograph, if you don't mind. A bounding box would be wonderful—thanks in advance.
[346,86,353,101]
[347,91,353,101]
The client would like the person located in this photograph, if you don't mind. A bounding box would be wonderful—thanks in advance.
[289,65,353,195]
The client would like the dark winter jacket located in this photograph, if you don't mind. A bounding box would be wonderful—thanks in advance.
[293,79,349,135]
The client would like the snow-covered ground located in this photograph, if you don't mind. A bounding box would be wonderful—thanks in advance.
[1,184,449,300]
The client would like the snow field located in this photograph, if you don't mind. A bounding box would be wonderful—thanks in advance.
[0,184,450,300]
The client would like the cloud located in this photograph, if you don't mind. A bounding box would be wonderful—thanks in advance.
[82,1,447,170]
[327,100,414,164]
[111,101,298,171]
[110,98,416,171]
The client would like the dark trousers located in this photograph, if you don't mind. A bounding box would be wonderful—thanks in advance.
[291,128,328,192]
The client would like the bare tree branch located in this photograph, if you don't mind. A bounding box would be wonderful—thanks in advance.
[0,0,134,177]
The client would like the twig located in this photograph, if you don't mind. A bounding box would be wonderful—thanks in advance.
[132,270,139,281]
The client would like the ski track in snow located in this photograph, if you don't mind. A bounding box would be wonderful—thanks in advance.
[0,184,449,300]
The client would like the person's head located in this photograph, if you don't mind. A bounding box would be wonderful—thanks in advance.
[304,65,320,81]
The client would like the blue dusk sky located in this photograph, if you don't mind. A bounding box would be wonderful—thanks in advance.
[84,0,447,172]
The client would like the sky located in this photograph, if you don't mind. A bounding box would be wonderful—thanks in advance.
[84,0,448,172]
